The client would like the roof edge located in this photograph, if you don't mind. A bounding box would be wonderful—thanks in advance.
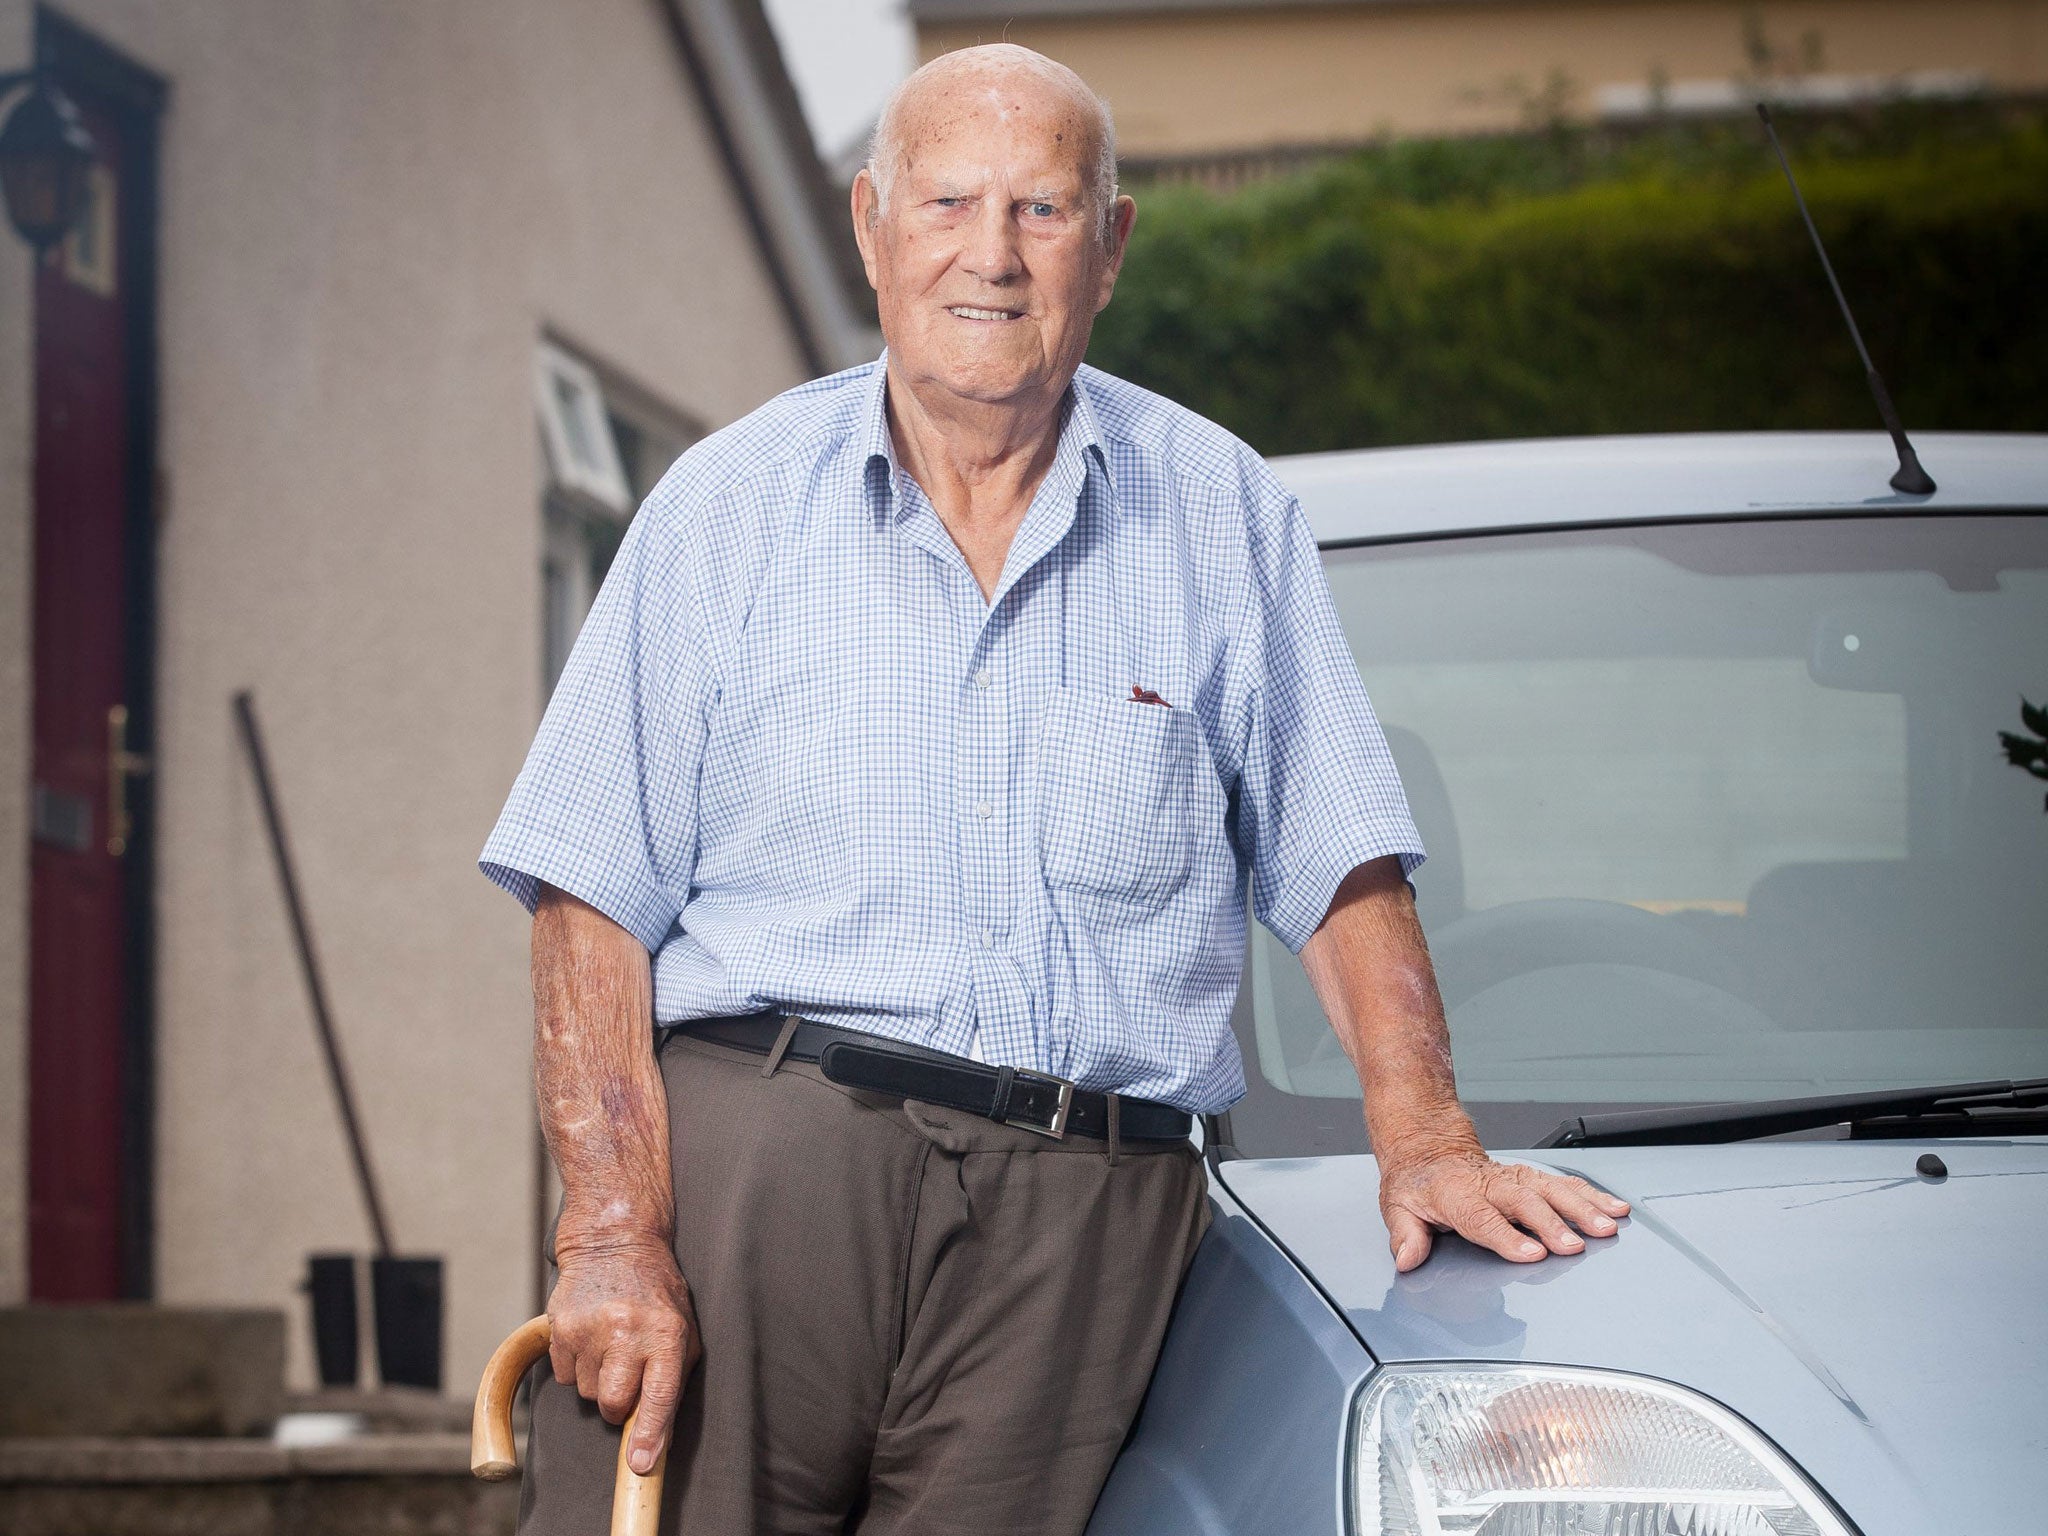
[1272,431,2048,545]
[658,0,881,375]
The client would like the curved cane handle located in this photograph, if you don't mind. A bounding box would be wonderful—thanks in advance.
[471,1315,551,1479]
[471,1315,666,1536]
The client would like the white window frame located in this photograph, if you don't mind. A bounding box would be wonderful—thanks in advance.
[535,336,702,696]
[535,341,634,516]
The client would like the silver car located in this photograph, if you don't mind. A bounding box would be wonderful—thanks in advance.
[1089,431,2048,1536]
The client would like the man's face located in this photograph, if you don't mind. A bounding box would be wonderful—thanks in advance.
[853,68,1135,411]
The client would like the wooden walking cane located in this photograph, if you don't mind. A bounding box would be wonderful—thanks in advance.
[472,1316,666,1536]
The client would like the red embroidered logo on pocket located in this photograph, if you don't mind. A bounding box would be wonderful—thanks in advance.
[1129,684,1171,709]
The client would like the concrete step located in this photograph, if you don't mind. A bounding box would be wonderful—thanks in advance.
[0,1306,284,1438]
[0,1434,518,1536]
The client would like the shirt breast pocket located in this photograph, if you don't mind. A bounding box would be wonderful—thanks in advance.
[1035,685,1197,906]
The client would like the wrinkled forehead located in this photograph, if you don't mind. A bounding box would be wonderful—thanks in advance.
[891,69,1100,192]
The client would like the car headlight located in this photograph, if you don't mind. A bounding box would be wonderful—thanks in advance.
[1353,1365,1855,1536]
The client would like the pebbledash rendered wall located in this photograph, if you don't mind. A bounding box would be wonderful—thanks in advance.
[0,0,816,1393]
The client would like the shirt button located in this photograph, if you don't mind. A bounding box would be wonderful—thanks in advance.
[973,669,992,690]
[974,801,993,820]
[981,928,998,949]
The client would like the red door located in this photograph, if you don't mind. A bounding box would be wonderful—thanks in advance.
[28,73,155,1301]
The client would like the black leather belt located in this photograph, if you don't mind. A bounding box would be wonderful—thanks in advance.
[665,1013,1193,1143]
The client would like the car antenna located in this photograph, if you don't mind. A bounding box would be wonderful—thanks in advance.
[1756,102,1935,495]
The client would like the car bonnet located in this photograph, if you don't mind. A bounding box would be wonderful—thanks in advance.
[1218,1139,2048,1536]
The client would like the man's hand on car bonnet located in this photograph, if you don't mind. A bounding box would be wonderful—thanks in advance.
[1375,1127,1631,1272]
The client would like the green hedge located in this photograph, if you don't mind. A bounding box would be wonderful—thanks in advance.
[1088,116,2048,454]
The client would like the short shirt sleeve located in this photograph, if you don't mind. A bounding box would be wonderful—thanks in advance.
[1235,490,1425,954]
[479,503,714,952]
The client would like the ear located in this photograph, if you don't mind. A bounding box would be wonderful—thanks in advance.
[850,168,882,291]
[1094,194,1137,313]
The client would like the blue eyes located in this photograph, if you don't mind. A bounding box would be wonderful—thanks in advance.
[929,199,1061,218]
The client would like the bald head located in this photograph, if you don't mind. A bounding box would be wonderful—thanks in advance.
[867,44,1119,241]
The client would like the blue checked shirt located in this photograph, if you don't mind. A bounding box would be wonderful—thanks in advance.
[481,358,1421,1114]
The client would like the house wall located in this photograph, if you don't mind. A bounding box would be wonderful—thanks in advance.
[0,0,817,1390]
[919,0,2048,154]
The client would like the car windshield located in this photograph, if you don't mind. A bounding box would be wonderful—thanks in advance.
[1231,514,2048,1153]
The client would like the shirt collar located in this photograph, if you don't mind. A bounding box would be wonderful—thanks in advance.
[857,352,1115,525]
[1065,368,1109,487]
[857,355,896,517]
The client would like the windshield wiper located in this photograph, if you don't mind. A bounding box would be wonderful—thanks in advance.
[1537,1078,2048,1148]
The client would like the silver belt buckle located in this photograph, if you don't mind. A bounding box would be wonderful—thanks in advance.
[1005,1069,1075,1139]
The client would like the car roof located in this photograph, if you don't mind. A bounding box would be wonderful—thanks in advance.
[1271,431,2048,546]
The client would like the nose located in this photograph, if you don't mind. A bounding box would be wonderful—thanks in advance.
[960,197,1023,285]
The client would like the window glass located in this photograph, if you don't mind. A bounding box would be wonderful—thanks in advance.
[1360,654,1906,912]
[1235,516,2048,1152]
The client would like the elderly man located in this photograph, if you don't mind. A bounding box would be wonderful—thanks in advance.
[482,43,1626,1536]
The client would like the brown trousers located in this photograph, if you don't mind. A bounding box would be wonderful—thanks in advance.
[518,1032,1211,1536]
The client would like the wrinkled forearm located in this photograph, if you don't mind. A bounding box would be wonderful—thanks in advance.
[1297,856,1479,1161]
[531,883,674,1259]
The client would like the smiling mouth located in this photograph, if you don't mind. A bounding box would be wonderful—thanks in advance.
[946,306,1025,322]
